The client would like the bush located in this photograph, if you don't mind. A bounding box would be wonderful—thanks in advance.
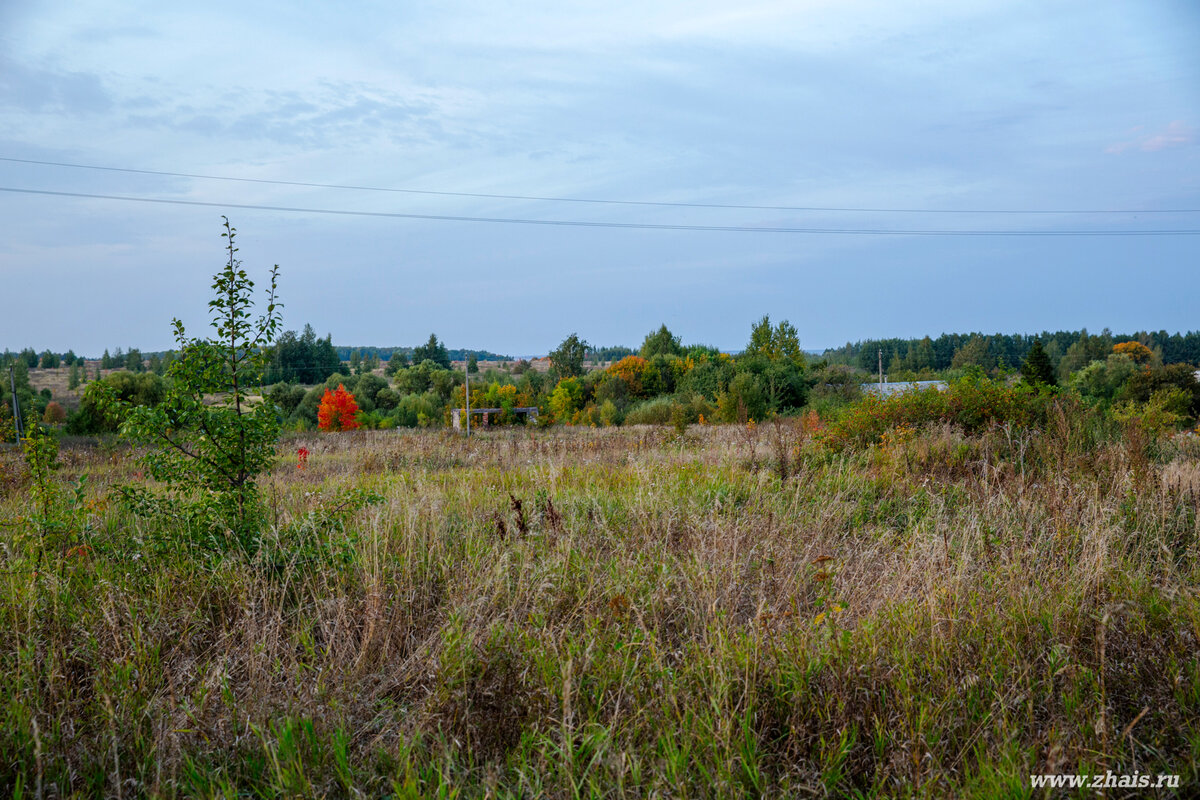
[374,386,400,410]
[0,403,14,443]
[291,386,325,426]
[808,364,863,410]
[1069,354,1137,403]
[625,396,675,425]
[676,357,733,401]
[598,399,624,426]
[67,371,166,434]
[735,356,807,412]
[354,373,388,407]
[1113,387,1192,436]
[1117,363,1200,421]
[716,373,767,423]
[823,374,1052,450]
[42,401,66,425]
[549,377,583,423]
[676,392,714,425]
[267,383,307,417]
[393,392,440,428]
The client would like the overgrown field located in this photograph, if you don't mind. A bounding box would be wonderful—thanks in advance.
[1,420,1198,797]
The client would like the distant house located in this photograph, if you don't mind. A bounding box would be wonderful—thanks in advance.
[862,380,948,398]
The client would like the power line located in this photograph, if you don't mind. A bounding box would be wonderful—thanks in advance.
[3,186,1198,236]
[2,155,1196,215]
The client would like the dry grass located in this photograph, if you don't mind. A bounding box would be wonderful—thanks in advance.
[0,421,1197,797]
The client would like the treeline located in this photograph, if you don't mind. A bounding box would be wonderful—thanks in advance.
[587,345,636,362]
[11,320,1200,440]
[333,345,510,363]
[260,320,810,431]
[823,329,1200,379]
[263,329,497,385]
[3,348,87,370]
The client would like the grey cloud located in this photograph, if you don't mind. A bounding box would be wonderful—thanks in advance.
[117,83,448,149]
[0,55,113,113]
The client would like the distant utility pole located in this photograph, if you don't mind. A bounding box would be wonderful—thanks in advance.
[8,365,23,441]
[878,348,884,389]
[464,356,471,438]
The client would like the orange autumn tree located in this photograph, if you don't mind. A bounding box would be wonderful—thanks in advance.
[606,355,652,397]
[1113,341,1154,365]
[318,384,360,431]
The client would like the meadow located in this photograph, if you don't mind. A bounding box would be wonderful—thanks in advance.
[1,415,1198,797]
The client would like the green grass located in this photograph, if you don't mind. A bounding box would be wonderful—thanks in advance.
[1,421,1198,797]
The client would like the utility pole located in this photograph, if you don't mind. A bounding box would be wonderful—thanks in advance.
[8,365,23,441]
[464,355,471,438]
[878,348,884,390]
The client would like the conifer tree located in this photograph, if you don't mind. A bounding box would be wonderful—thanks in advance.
[1020,339,1057,387]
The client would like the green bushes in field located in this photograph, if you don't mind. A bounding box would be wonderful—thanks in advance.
[227,319,1200,435]
[252,319,815,431]
[66,370,166,434]
[624,396,675,425]
[823,374,1055,448]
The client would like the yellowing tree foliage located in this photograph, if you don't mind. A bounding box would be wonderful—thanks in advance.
[1113,341,1153,365]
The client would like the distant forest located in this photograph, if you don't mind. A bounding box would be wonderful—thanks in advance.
[821,329,1200,377]
[8,328,1200,380]
[333,345,511,363]
[7,320,1200,437]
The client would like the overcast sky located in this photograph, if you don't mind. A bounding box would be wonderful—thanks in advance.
[1,1,1197,356]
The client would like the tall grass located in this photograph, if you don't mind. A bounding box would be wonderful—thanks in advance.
[0,419,1197,797]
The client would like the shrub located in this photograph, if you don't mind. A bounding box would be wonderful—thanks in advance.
[1116,363,1200,421]
[42,401,66,425]
[607,356,653,397]
[0,403,14,443]
[393,392,440,428]
[823,374,1051,449]
[67,371,166,434]
[1113,386,1192,437]
[374,386,400,410]
[20,422,92,559]
[625,396,675,425]
[808,364,863,414]
[595,374,632,409]
[598,399,624,426]
[1070,354,1137,403]
[354,373,388,407]
[267,383,307,417]
[716,373,767,423]
[676,392,714,425]
[549,377,583,423]
[291,386,326,426]
[741,356,807,411]
[676,357,733,401]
